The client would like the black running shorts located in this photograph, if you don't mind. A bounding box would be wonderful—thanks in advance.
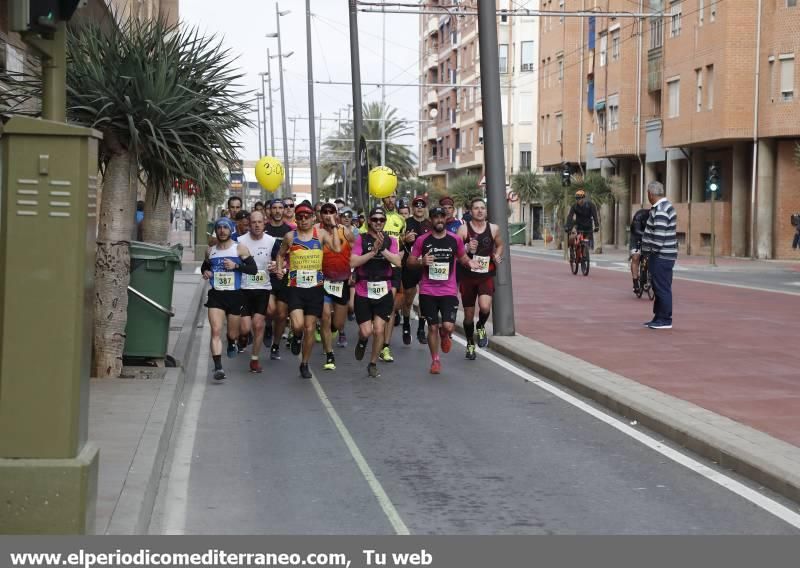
[287,286,324,319]
[419,294,458,326]
[205,288,245,316]
[242,289,270,317]
[354,291,394,324]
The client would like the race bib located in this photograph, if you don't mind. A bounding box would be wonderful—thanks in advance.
[244,270,269,289]
[296,269,318,288]
[324,280,344,298]
[213,271,235,291]
[473,255,490,274]
[367,281,389,300]
[429,262,450,281]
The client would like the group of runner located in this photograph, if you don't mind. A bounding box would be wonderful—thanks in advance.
[202,192,504,380]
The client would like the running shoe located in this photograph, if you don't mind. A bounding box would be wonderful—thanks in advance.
[440,334,452,354]
[290,334,301,356]
[417,326,428,345]
[213,368,226,381]
[249,359,263,374]
[237,337,248,353]
[337,331,348,348]
[465,344,477,360]
[347,312,355,322]
[226,342,237,359]
[429,360,441,374]
[402,322,411,345]
[323,352,336,371]
[285,330,292,349]
[270,345,281,360]
[314,326,321,343]
[355,340,367,361]
[379,346,394,362]
[476,326,489,348]
[299,363,312,379]
[367,362,380,378]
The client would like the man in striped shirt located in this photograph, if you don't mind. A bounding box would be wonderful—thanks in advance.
[641,181,677,330]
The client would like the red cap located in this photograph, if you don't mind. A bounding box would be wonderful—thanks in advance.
[412,195,428,206]
[439,196,455,206]
[295,203,314,216]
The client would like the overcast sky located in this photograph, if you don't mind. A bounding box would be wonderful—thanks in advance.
[179,0,421,164]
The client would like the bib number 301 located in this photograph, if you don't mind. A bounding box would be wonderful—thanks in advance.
[214,271,235,291]
[429,262,450,281]
[367,281,389,300]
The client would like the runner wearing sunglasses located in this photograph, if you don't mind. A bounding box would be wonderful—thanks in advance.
[401,195,432,345]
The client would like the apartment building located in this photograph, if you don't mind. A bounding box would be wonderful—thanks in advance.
[418,1,539,193]
[538,0,800,259]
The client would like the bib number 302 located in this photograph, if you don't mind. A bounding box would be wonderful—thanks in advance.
[429,262,450,281]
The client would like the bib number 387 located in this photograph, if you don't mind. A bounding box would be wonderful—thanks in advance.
[214,271,235,291]
[429,262,450,281]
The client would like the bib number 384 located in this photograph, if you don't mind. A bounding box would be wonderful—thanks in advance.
[429,262,450,281]
[214,271,235,291]
[296,270,318,288]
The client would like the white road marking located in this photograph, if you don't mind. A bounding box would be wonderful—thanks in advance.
[160,325,210,535]
[451,334,800,529]
[310,375,411,535]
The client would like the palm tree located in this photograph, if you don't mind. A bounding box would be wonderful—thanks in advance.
[397,178,429,200]
[320,102,416,207]
[67,18,249,377]
[511,171,541,245]
[447,174,483,209]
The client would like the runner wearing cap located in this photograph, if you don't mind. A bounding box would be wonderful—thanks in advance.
[400,195,432,345]
[351,206,403,378]
[276,201,342,379]
[439,196,463,234]
[408,207,480,374]
[265,199,293,360]
[201,218,258,381]
[318,202,355,370]
[397,198,411,220]
[456,197,504,360]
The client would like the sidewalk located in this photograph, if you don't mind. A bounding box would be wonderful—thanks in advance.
[493,252,800,502]
[89,265,204,534]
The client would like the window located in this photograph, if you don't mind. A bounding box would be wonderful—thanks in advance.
[521,41,534,71]
[6,44,24,76]
[599,33,608,67]
[779,55,795,102]
[695,68,703,112]
[788,0,796,7]
[706,65,714,109]
[519,92,533,123]
[650,18,663,49]
[478,126,484,145]
[555,113,563,141]
[670,1,682,38]
[499,44,509,74]
[558,56,564,81]
[468,128,473,149]
[459,130,465,150]
[710,0,717,21]
[698,0,704,25]
[520,150,532,171]
[501,96,508,124]
[611,30,620,61]
[545,114,550,144]
[608,95,619,131]
[596,108,606,132]
[667,78,680,117]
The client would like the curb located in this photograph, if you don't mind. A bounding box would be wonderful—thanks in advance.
[421,300,800,505]
[105,279,207,534]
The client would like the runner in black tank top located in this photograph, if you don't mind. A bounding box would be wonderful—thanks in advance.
[456,197,505,360]
[400,195,433,345]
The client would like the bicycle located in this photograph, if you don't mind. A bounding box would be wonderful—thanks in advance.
[567,229,591,276]
[634,253,655,300]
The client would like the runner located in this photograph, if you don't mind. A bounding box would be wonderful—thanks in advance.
[282,197,297,229]
[227,197,243,240]
[276,201,341,379]
[265,199,293,360]
[408,207,479,374]
[201,218,258,381]
[400,195,432,345]
[397,198,411,220]
[439,196,463,234]
[339,206,359,323]
[237,211,277,373]
[361,193,406,362]
[319,202,355,370]
[350,207,403,377]
[456,197,504,360]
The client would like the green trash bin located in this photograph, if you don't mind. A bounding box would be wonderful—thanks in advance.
[508,222,527,245]
[123,241,183,360]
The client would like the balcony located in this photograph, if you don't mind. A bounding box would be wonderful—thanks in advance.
[426,17,438,36]
[648,46,663,92]
[426,89,438,106]
[426,125,437,140]
[424,50,437,70]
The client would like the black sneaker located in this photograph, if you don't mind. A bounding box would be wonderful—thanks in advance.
[290,334,302,356]
[402,321,411,345]
[299,363,312,379]
[367,362,380,378]
[417,326,428,345]
[264,324,273,342]
[323,351,336,370]
[394,312,401,327]
[213,368,226,381]
[355,339,367,361]
[270,344,281,360]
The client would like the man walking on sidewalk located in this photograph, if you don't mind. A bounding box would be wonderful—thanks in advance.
[641,181,677,330]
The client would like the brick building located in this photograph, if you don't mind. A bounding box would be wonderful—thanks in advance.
[538,0,800,259]
[418,1,540,199]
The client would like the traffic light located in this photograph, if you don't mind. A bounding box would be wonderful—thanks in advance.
[561,164,571,187]
[706,164,722,198]
[8,0,84,34]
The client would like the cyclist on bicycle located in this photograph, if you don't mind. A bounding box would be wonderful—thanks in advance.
[564,189,600,250]
[629,207,651,294]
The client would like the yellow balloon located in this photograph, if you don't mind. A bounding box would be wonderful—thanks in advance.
[255,156,285,192]
[368,166,398,199]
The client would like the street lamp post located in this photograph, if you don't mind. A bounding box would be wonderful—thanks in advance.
[259,73,270,157]
[255,93,263,157]
[275,4,291,197]
[477,0,515,336]
[305,0,319,202]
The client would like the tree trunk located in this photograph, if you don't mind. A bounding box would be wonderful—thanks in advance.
[142,183,172,246]
[92,150,137,378]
